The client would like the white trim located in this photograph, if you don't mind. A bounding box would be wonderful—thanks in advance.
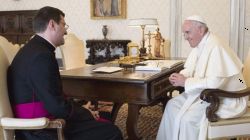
[230,0,245,60]
[170,0,182,57]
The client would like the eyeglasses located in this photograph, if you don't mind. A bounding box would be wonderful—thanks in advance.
[57,20,69,30]
[65,24,69,30]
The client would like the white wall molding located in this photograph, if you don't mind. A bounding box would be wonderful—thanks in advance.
[170,0,182,57]
[230,0,245,60]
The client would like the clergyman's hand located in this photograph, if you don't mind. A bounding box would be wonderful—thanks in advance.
[169,73,186,87]
[82,101,100,120]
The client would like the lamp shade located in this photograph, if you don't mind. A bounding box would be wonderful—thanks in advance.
[128,18,158,27]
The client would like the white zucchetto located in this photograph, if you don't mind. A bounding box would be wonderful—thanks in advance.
[185,15,206,25]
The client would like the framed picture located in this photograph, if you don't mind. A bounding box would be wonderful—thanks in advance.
[128,43,139,57]
[90,0,126,19]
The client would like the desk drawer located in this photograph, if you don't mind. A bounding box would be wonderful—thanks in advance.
[150,76,172,99]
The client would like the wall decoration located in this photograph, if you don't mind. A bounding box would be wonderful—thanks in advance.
[90,0,126,19]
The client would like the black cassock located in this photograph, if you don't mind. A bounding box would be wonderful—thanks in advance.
[8,35,122,140]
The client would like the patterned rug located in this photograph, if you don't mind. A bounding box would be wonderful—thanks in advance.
[113,104,250,140]
[114,104,163,140]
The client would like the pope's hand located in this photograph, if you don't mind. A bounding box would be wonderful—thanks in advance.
[169,73,186,87]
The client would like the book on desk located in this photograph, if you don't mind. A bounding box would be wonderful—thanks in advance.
[135,60,184,71]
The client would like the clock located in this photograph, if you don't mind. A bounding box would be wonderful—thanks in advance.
[128,43,139,57]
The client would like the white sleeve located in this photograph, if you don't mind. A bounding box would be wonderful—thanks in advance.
[180,68,191,77]
[184,77,226,95]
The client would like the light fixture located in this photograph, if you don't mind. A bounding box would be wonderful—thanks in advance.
[128,18,158,56]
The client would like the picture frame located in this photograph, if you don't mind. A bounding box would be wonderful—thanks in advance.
[127,43,139,57]
[90,0,126,19]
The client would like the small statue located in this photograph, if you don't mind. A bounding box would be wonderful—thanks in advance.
[154,28,164,57]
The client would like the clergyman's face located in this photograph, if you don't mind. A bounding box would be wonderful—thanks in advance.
[53,15,68,46]
[182,20,204,48]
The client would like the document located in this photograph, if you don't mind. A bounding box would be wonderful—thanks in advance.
[135,60,183,71]
[92,66,123,73]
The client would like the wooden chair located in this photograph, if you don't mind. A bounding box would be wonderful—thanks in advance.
[200,49,250,139]
[0,47,65,140]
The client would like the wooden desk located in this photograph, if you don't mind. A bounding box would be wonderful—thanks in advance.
[60,62,183,140]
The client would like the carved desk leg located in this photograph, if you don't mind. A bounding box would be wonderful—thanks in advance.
[111,103,123,122]
[126,104,142,140]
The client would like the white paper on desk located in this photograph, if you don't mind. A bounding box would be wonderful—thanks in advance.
[92,66,123,73]
[135,60,183,71]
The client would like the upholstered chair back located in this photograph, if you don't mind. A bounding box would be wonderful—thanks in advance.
[243,48,250,87]
[0,36,20,63]
[0,47,14,140]
[162,39,171,58]
[59,33,86,70]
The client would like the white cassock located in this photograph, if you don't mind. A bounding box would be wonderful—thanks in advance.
[156,32,248,140]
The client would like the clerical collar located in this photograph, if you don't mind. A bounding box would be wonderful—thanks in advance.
[36,34,57,49]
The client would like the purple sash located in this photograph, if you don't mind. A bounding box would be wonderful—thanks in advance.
[14,102,54,119]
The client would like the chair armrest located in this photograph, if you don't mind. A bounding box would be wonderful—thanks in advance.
[200,87,250,122]
[1,117,65,130]
[1,117,49,129]
[48,119,65,140]
[47,119,65,129]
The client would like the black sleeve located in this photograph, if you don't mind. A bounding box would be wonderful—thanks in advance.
[29,52,94,121]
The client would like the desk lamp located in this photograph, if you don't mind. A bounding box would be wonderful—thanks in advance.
[128,18,158,56]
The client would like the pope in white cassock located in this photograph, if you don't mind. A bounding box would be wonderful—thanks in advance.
[156,15,248,140]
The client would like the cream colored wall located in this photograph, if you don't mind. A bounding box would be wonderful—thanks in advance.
[1,0,242,59]
[180,0,230,57]
[0,0,170,48]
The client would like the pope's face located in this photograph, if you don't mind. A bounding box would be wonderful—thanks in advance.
[182,20,204,48]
